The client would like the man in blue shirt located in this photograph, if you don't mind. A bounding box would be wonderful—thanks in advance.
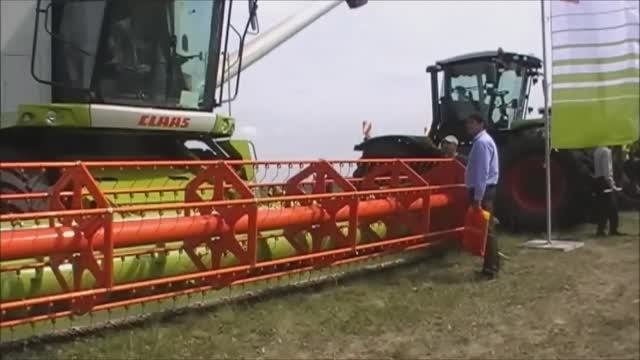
[464,113,500,279]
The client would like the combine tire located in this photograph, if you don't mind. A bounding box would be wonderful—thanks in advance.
[0,169,50,214]
[497,129,593,231]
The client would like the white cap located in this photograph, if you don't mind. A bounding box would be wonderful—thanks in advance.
[441,135,459,145]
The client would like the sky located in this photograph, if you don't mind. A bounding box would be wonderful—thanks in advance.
[226,0,548,160]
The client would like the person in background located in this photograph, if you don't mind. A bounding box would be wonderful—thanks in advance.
[593,146,626,236]
[440,135,467,165]
[464,113,500,280]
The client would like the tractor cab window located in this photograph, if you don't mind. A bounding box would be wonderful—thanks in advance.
[490,63,526,129]
[51,0,106,101]
[450,74,484,103]
[442,62,493,128]
[441,60,527,132]
[51,0,223,111]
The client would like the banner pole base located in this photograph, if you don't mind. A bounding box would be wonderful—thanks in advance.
[522,238,584,252]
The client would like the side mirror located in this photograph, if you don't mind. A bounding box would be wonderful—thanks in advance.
[527,107,534,114]
[181,35,189,52]
[532,77,539,85]
[248,0,259,31]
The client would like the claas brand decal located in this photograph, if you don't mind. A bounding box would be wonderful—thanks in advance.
[138,115,191,128]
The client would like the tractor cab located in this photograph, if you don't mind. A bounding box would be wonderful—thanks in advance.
[427,50,542,144]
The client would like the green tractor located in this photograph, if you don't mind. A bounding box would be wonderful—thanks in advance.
[0,0,367,214]
[354,49,597,231]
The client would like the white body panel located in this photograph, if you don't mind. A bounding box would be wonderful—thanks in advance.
[90,104,217,132]
[1,0,50,120]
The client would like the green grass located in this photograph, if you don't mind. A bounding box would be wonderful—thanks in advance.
[3,212,639,359]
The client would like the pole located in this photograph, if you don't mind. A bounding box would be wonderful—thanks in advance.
[540,0,552,244]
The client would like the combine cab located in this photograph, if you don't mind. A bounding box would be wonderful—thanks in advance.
[1,0,255,205]
[355,50,596,231]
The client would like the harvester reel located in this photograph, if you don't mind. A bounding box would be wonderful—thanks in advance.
[0,158,468,342]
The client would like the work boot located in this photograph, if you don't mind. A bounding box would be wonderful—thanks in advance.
[474,269,497,281]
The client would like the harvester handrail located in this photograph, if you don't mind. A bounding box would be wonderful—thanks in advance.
[0,158,455,169]
[0,177,461,202]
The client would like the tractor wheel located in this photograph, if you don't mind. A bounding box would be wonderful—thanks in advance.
[618,157,640,209]
[352,136,444,178]
[0,168,50,214]
[496,129,593,231]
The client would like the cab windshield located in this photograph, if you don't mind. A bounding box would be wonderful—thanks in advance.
[443,62,493,129]
[52,0,224,111]
[443,61,526,130]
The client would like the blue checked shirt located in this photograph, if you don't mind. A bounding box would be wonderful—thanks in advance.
[465,130,499,201]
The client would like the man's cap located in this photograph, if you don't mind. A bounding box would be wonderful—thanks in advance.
[441,135,459,145]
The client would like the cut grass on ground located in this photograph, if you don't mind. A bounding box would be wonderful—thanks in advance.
[4,212,640,359]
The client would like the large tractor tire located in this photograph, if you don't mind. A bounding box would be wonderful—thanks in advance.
[0,147,52,214]
[0,168,51,215]
[619,157,640,209]
[496,129,594,231]
[352,135,444,177]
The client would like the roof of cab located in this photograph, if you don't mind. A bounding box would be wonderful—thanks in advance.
[435,50,543,68]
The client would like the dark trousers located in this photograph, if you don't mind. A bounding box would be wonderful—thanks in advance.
[595,177,619,234]
[468,185,499,274]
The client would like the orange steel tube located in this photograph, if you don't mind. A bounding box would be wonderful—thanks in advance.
[0,194,451,261]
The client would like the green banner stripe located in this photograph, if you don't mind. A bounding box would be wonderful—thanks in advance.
[553,83,639,101]
[554,53,639,66]
[551,97,640,149]
[551,22,640,34]
[551,6,640,19]
[553,38,640,50]
[553,68,640,83]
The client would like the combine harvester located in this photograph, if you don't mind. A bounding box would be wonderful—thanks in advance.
[0,0,475,342]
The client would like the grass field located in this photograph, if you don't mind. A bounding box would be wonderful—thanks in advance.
[4,212,639,359]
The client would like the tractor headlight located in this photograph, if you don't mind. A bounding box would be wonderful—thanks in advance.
[45,111,57,124]
[20,113,34,123]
